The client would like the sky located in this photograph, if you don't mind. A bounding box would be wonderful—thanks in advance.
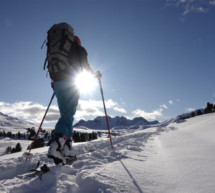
[0,0,215,127]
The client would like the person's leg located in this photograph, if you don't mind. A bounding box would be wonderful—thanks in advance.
[48,80,79,164]
[54,79,79,137]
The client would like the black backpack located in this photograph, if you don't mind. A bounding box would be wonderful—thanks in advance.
[43,23,82,80]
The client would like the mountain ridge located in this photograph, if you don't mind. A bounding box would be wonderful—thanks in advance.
[74,116,159,130]
[0,111,35,132]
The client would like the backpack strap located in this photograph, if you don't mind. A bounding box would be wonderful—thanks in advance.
[41,38,48,70]
[43,30,51,70]
[43,57,48,70]
[41,39,47,49]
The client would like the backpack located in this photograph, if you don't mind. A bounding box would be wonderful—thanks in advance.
[43,23,82,80]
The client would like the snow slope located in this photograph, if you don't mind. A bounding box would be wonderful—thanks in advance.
[0,112,35,133]
[140,113,215,193]
[0,113,215,193]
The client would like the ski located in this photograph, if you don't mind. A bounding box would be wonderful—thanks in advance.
[28,161,50,180]
[27,156,77,179]
[28,149,95,179]
[65,155,77,165]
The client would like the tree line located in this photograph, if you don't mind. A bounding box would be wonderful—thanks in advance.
[179,102,215,120]
[0,127,50,140]
[1,127,98,154]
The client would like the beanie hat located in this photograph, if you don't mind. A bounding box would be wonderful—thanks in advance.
[75,36,81,45]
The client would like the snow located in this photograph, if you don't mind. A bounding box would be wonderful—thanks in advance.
[0,113,215,193]
[0,138,32,156]
[141,113,215,193]
[0,112,36,133]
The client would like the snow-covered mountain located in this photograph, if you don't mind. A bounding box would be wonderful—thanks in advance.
[74,116,159,130]
[0,112,35,132]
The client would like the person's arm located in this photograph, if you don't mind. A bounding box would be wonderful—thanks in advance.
[80,46,94,73]
[83,56,94,74]
[81,46,102,78]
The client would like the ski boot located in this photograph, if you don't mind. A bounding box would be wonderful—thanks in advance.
[63,138,77,163]
[47,134,68,165]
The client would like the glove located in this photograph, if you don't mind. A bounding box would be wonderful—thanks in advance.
[95,71,102,79]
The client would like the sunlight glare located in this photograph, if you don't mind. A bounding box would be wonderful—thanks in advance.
[75,71,97,93]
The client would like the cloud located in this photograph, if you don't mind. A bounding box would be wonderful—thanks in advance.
[75,100,103,120]
[166,0,215,15]
[75,99,127,120]
[169,100,174,105]
[160,104,168,109]
[132,108,163,120]
[0,101,59,124]
[183,5,208,15]
[113,107,127,113]
[0,99,127,125]
[209,0,215,5]
[45,113,60,122]
[186,108,196,112]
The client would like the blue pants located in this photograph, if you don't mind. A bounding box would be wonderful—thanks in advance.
[54,80,79,137]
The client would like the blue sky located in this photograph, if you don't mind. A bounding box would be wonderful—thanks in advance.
[0,0,215,127]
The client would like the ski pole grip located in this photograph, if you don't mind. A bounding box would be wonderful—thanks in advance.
[95,71,102,80]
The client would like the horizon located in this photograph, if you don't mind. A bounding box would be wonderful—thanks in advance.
[0,0,215,127]
[1,104,211,130]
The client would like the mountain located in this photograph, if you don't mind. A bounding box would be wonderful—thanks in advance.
[0,112,35,132]
[74,116,159,130]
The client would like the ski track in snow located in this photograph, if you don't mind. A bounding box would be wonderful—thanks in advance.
[0,124,173,193]
[1,113,214,193]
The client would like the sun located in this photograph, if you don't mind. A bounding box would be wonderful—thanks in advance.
[75,70,97,93]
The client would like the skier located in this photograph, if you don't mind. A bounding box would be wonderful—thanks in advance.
[43,22,101,164]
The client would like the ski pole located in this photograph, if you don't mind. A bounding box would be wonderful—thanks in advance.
[98,77,114,150]
[28,92,55,153]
